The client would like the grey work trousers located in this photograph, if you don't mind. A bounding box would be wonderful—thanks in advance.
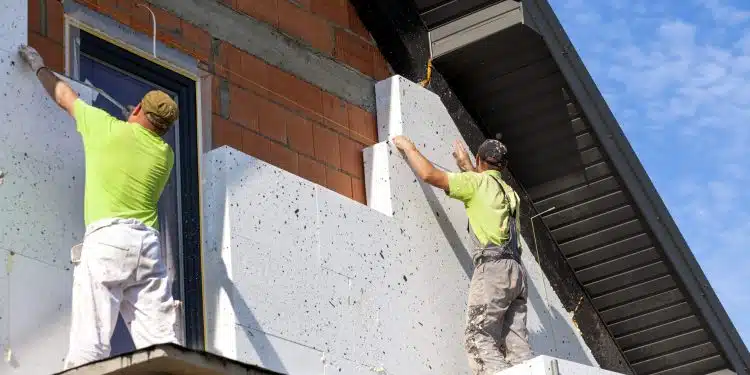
[464,258,532,375]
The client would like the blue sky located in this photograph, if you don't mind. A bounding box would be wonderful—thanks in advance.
[548,0,750,344]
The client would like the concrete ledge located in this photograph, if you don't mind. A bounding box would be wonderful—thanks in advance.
[55,344,281,375]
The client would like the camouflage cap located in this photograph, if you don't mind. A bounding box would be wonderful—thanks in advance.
[141,90,178,133]
[477,139,509,167]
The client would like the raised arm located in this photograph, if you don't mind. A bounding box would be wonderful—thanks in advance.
[452,139,476,172]
[19,46,79,117]
[392,135,450,191]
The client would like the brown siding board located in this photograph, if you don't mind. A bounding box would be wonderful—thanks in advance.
[601,288,685,324]
[535,176,621,213]
[609,302,693,337]
[558,219,643,256]
[527,162,611,201]
[593,275,676,310]
[616,316,702,350]
[633,342,718,374]
[625,329,709,363]
[544,191,628,229]
[576,247,661,284]
[552,205,637,243]
[648,354,725,375]
[567,233,652,270]
[586,262,670,297]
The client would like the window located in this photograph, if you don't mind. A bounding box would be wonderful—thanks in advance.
[68,28,204,353]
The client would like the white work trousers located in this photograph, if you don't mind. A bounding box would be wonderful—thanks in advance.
[64,218,179,370]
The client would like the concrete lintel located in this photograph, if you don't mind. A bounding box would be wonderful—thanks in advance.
[63,1,199,79]
[145,0,376,111]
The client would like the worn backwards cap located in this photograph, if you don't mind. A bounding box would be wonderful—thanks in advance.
[477,138,508,167]
[141,90,178,133]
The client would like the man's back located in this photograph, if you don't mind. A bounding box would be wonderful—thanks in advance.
[447,170,520,248]
[74,99,174,229]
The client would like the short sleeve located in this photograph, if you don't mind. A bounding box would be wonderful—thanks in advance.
[74,99,118,138]
[447,172,482,202]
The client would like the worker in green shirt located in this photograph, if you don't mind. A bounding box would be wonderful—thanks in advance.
[392,135,533,374]
[19,46,180,369]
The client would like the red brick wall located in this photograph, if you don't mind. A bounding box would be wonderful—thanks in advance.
[28,0,390,205]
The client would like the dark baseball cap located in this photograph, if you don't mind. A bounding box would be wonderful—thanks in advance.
[477,139,508,167]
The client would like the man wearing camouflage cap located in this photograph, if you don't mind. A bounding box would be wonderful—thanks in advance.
[393,135,532,374]
[19,45,180,369]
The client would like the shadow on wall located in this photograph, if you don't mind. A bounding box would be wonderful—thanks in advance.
[214,258,289,374]
[418,180,474,278]
[0,252,74,373]
[203,161,288,375]
[1,313,70,370]
[526,276,593,366]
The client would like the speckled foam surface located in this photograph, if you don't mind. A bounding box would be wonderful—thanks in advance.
[499,355,623,375]
[0,4,95,373]
[0,0,26,55]
[202,76,602,374]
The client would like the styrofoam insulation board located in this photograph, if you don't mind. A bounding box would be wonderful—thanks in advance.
[202,76,601,374]
[0,2,97,373]
[500,355,623,375]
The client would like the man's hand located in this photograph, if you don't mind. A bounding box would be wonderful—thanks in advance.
[20,45,79,117]
[392,135,416,152]
[452,139,475,172]
[19,45,46,74]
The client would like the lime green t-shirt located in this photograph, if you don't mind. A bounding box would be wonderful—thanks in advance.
[447,170,520,247]
[74,99,174,229]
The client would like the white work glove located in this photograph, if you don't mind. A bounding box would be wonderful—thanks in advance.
[18,45,46,74]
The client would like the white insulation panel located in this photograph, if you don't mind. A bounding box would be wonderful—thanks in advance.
[0,3,95,374]
[202,76,603,374]
[500,355,623,375]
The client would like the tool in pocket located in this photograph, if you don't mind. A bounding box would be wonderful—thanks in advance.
[70,243,83,265]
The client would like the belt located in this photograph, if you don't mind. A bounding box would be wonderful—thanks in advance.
[473,247,520,266]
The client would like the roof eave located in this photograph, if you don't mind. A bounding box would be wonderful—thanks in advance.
[518,0,750,373]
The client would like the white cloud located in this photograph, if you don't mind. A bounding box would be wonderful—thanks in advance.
[700,0,750,25]
[659,20,697,46]
[550,0,750,344]
[606,21,750,144]
[737,33,750,53]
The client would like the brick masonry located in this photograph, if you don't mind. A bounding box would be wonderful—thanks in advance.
[28,0,390,205]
